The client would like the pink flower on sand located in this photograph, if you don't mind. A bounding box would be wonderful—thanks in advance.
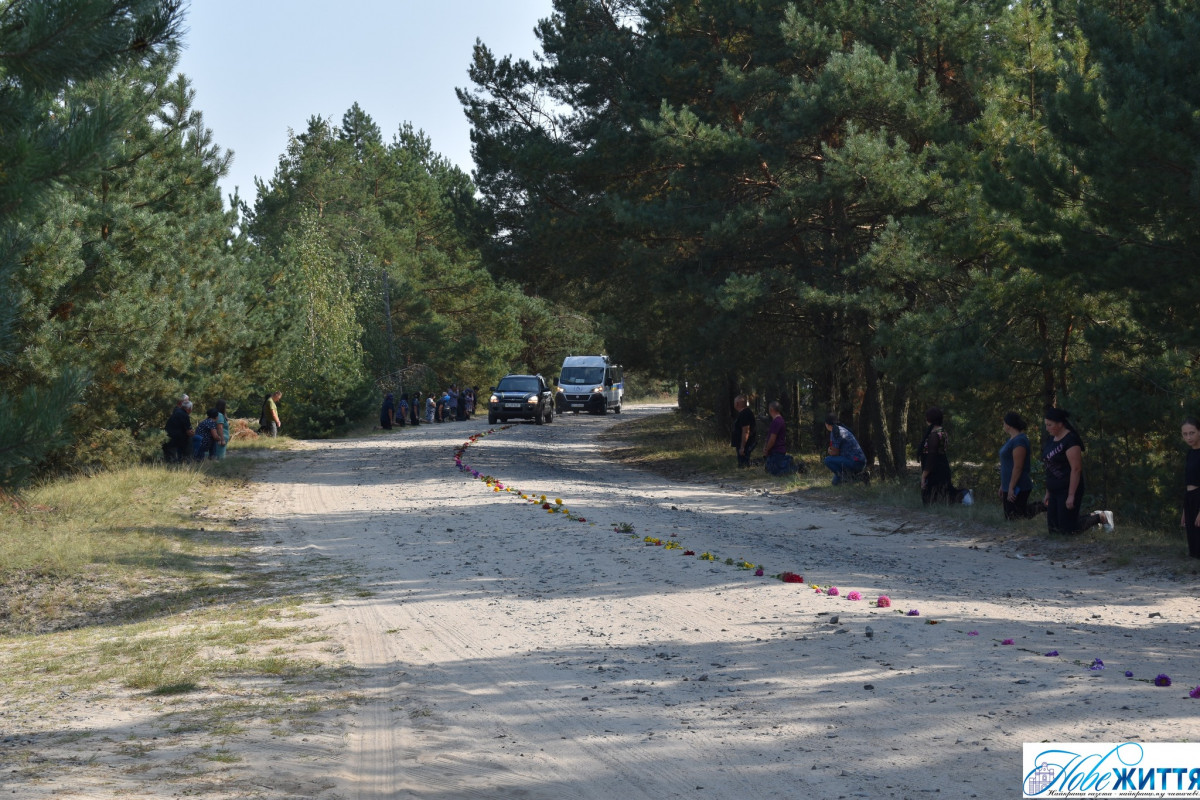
[876,595,891,608]
[1002,639,1015,645]
[1189,686,1200,699]
[846,591,861,601]
[967,631,979,636]
[827,586,840,597]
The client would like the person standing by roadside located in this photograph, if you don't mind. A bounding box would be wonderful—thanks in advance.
[731,395,756,468]
[397,394,409,427]
[259,391,282,436]
[1181,417,1200,558]
[212,399,230,460]
[762,401,795,475]
[823,413,866,485]
[919,406,954,505]
[163,396,193,462]
[998,412,1037,519]
[1041,408,1113,535]
[194,408,223,459]
[380,392,395,430]
[410,393,421,426]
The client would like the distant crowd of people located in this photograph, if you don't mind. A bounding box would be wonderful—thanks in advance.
[380,385,478,429]
[732,398,1200,552]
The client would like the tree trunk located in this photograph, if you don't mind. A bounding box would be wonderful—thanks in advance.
[888,382,911,478]
[863,354,894,477]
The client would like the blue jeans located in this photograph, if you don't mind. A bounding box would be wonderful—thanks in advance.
[824,455,863,483]
[765,452,795,475]
[735,447,752,468]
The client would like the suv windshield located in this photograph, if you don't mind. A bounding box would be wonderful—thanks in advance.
[560,366,604,386]
[497,377,540,393]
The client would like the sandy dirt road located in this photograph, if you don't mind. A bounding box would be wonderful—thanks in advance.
[243,404,1200,800]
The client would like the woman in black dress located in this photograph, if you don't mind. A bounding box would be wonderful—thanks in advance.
[1041,408,1113,535]
[1181,417,1200,558]
[919,406,954,505]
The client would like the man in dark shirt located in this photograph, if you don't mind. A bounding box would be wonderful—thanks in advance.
[164,397,193,462]
[730,395,756,468]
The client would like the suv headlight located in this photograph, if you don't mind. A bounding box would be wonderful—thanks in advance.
[526,396,538,404]
[489,394,499,404]
[592,386,603,393]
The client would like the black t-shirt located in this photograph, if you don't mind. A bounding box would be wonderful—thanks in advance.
[732,408,756,450]
[1186,448,1200,486]
[165,406,191,438]
[1043,430,1083,491]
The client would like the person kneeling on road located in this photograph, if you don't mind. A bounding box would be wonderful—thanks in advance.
[824,413,867,485]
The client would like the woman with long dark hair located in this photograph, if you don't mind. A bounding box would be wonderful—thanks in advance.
[1181,417,1200,558]
[919,406,954,505]
[212,399,230,460]
[1041,408,1113,535]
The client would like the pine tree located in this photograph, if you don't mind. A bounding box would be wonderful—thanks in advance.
[463,0,1003,473]
[246,108,534,423]
[0,0,182,488]
[12,56,257,469]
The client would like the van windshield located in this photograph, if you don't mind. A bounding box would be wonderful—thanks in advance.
[497,376,540,393]
[561,366,604,385]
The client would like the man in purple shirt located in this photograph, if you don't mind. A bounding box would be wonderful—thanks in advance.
[762,401,796,475]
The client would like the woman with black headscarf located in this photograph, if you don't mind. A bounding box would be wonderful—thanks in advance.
[1041,408,1113,535]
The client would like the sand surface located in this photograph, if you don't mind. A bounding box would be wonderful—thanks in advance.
[8,404,1200,799]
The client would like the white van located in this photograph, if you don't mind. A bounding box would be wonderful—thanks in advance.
[558,355,623,414]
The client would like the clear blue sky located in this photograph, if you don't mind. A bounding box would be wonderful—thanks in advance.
[175,1,555,207]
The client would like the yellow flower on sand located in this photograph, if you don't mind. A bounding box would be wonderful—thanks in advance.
[555,498,563,505]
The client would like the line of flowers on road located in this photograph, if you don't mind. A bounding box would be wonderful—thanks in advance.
[454,426,593,524]
[453,425,1197,697]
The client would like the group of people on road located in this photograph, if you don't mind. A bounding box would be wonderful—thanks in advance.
[731,398,1200,548]
[381,385,478,429]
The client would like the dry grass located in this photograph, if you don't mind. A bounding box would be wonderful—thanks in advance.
[224,418,294,450]
[0,453,353,695]
[0,464,257,635]
[603,409,1200,578]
